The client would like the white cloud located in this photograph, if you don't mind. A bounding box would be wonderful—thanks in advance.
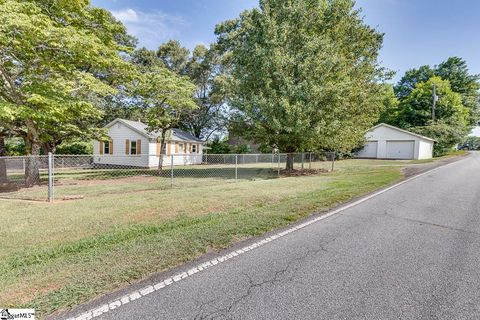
[112,8,138,23]
[111,8,186,49]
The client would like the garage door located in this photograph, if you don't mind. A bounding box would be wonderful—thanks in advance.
[357,141,378,158]
[386,141,415,159]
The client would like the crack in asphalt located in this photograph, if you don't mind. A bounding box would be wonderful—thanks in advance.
[372,212,480,237]
[192,243,332,320]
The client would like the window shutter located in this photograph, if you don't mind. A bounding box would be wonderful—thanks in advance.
[99,141,104,155]
[189,143,192,153]
[166,141,171,156]
[125,139,130,155]
[156,142,161,156]
[137,139,142,155]
[109,140,113,155]
[175,142,179,154]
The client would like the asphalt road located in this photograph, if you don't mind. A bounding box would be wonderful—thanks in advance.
[96,152,480,320]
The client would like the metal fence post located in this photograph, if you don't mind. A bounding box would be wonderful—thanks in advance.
[170,154,174,188]
[301,153,304,169]
[309,152,312,170]
[277,153,280,177]
[235,154,238,183]
[48,152,53,202]
[331,152,335,171]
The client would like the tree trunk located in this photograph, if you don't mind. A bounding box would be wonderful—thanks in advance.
[157,131,167,174]
[285,153,295,173]
[0,135,7,183]
[24,120,41,187]
[43,142,57,155]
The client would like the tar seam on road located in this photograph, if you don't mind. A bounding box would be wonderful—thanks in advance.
[63,157,466,320]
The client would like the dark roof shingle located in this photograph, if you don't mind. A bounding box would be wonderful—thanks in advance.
[107,119,203,142]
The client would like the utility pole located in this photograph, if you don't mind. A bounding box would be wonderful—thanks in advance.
[432,84,438,122]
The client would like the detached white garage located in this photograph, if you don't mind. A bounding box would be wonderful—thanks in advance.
[357,123,435,160]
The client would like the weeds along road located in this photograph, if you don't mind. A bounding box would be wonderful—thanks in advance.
[69,152,480,320]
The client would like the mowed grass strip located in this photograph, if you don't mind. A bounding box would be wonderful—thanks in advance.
[0,162,402,318]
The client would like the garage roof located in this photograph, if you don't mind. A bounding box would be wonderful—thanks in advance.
[369,123,436,142]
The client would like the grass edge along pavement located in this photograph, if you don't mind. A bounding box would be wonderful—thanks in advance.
[0,160,428,318]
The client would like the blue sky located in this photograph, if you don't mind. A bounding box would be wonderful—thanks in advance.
[92,0,480,82]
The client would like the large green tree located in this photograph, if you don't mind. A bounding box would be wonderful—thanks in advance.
[96,48,159,126]
[0,0,134,185]
[157,40,190,75]
[382,57,479,156]
[130,48,197,170]
[393,57,479,125]
[435,57,480,125]
[215,0,387,171]
[156,40,228,140]
[388,76,470,156]
[377,83,400,125]
[183,45,228,140]
[398,77,469,128]
[394,65,434,99]
[405,77,470,156]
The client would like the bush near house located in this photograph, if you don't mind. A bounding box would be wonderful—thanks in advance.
[55,141,94,155]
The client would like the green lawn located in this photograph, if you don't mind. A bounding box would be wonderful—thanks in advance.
[0,159,405,318]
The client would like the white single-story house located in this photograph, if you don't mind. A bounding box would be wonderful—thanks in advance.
[93,118,205,167]
[357,123,435,160]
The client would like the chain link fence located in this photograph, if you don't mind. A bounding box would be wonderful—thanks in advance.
[0,155,50,201]
[0,152,336,202]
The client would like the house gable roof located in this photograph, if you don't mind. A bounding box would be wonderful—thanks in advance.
[368,123,436,142]
[105,118,204,143]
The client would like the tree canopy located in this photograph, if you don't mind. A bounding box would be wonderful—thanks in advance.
[393,57,479,126]
[157,40,190,75]
[381,57,479,156]
[399,77,469,128]
[0,0,135,184]
[155,40,228,140]
[215,0,387,170]
[129,47,197,169]
[405,77,470,156]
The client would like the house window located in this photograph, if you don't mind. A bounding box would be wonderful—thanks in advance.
[130,140,137,155]
[178,143,184,154]
[192,144,197,153]
[104,141,110,155]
